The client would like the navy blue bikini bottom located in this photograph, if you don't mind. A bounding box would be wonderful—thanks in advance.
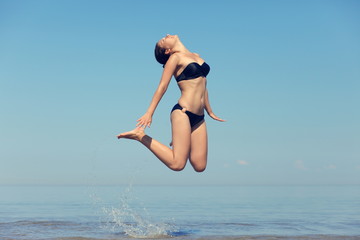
[171,103,205,128]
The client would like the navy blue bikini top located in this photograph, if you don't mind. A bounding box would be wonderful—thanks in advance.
[175,62,210,82]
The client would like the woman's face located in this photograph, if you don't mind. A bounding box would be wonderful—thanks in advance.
[158,34,178,50]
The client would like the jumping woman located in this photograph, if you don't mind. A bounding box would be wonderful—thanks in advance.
[117,34,224,172]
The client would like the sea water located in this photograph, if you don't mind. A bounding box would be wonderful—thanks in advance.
[0,184,359,240]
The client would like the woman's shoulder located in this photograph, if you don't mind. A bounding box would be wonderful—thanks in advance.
[172,52,201,64]
[164,53,181,68]
[169,52,182,61]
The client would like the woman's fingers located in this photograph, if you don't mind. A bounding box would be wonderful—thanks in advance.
[216,117,226,122]
[211,114,226,122]
[136,120,151,128]
[136,114,152,128]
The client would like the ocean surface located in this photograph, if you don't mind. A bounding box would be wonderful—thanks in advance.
[0,185,359,240]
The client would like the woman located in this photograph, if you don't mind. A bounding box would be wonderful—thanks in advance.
[117,34,224,172]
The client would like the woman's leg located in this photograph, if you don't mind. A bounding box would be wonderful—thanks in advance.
[117,110,191,171]
[189,121,208,172]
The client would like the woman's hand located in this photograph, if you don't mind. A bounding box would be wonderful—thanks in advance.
[136,112,153,128]
[208,112,226,122]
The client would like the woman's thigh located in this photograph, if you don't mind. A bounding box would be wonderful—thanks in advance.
[189,121,208,172]
[171,110,192,163]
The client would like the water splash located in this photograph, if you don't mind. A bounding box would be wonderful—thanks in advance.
[98,185,177,238]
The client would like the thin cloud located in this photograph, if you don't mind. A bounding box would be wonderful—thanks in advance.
[294,160,307,170]
[237,160,249,166]
[325,164,337,170]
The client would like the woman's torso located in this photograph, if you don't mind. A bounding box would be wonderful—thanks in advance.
[173,53,209,115]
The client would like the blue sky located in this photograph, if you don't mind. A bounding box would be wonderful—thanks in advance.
[1,0,359,185]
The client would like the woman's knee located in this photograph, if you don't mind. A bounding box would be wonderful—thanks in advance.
[170,163,186,171]
[193,165,206,172]
[169,159,187,171]
[190,157,207,172]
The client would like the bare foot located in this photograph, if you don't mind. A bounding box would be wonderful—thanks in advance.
[117,127,145,141]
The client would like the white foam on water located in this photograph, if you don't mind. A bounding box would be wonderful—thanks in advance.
[94,185,177,239]
[102,205,173,238]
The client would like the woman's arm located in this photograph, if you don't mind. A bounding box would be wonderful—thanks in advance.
[136,55,179,128]
[204,88,225,122]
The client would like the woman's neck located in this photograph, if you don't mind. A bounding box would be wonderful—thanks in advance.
[171,41,190,54]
